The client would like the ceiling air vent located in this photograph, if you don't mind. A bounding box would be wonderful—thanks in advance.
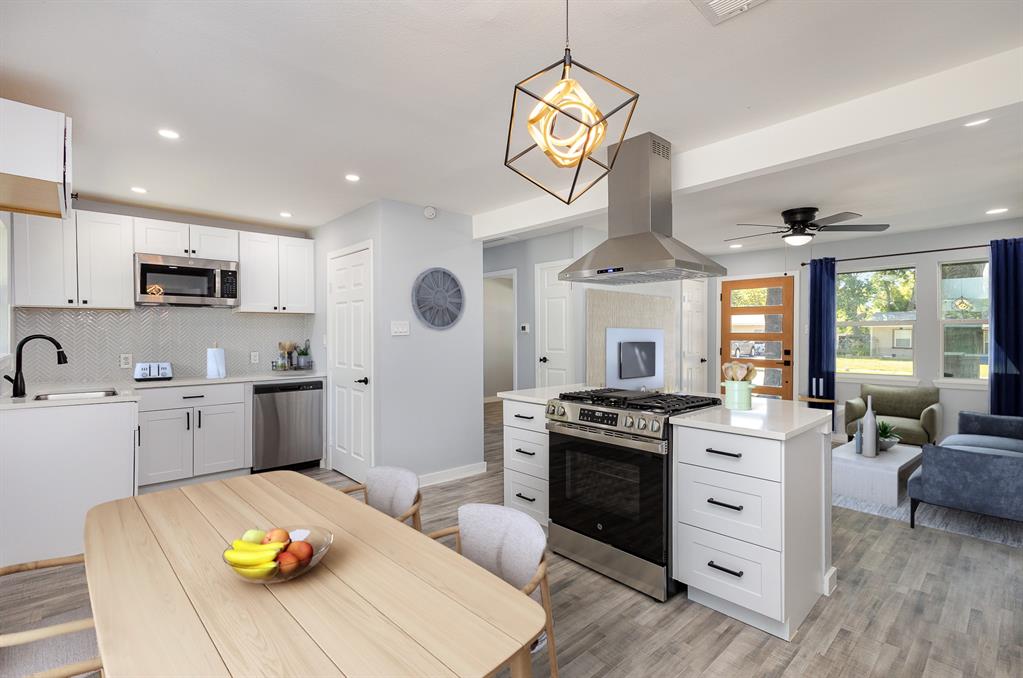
[690,0,770,26]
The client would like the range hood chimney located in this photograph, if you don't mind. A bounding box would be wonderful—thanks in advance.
[558,133,726,284]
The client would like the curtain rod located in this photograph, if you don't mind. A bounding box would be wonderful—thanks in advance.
[799,243,989,267]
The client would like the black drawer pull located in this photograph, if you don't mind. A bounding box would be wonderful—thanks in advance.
[182,395,205,399]
[515,492,536,503]
[707,498,744,512]
[706,447,742,459]
[186,411,190,431]
[515,448,536,456]
[514,414,534,420]
[708,560,744,578]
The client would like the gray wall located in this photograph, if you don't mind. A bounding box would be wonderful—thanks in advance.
[706,218,1022,436]
[313,200,483,477]
[483,277,514,396]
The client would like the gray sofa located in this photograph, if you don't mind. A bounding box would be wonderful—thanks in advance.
[908,411,1023,526]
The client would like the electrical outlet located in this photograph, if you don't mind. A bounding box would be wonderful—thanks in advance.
[519,323,530,333]
[119,354,132,369]
[250,351,259,364]
[391,320,410,336]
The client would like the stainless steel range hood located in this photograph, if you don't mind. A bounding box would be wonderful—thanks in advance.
[559,133,726,284]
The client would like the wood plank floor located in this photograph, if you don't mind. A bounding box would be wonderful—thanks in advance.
[3,402,1020,677]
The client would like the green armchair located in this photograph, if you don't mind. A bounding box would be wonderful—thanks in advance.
[844,384,942,445]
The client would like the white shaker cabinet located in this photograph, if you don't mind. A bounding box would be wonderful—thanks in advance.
[13,213,78,308]
[278,236,315,313]
[193,402,245,476]
[75,210,134,309]
[134,217,190,256]
[137,408,194,486]
[238,231,280,312]
[189,224,238,261]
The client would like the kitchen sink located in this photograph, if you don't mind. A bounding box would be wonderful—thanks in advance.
[34,389,119,401]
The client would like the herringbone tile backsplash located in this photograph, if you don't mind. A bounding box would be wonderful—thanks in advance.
[14,307,314,384]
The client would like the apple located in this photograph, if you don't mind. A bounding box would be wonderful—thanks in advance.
[286,540,314,565]
[276,551,301,575]
[262,528,290,545]
[241,529,266,544]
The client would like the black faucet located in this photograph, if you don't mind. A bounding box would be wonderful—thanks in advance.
[4,334,68,398]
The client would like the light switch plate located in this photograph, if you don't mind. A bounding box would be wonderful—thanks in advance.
[250,351,259,364]
[119,353,132,369]
[391,320,410,336]
[520,323,530,333]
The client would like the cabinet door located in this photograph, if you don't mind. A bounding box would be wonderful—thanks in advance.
[278,236,314,313]
[190,225,239,261]
[76,210,134,309]
[133,217,190,256]
[193,403,245,476]
[12,213,78,307]
[238,231,279,312]
[138,408,193,486]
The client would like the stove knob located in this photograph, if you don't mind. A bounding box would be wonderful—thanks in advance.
[624,416,635,428]
[557,405,566,416]
[547,403,557,415]
[650,420,662,433]
[637,418,648,430]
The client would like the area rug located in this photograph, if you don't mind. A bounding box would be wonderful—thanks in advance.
[833,492,1023,549]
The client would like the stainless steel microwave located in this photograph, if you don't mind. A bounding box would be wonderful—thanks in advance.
[135,253,239,307]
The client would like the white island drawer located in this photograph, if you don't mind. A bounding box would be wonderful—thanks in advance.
[139,383,245,412]
[504,468,548,526]
[504,427,549,480]
[502,400,548,433]
[678,464,781,551]
[675,427,781,482]
[676,523,782,620]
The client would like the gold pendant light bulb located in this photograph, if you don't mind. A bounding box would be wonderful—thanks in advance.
[526,64,607,169]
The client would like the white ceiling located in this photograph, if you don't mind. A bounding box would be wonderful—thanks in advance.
[1,1,1021,228]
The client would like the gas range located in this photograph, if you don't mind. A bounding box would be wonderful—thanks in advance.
[545,388,721,441]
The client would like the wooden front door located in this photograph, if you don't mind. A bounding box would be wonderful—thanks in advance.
[720,276,795,399]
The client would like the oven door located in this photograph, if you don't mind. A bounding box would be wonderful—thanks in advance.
[548,422,668,565]
[135,254,238,307]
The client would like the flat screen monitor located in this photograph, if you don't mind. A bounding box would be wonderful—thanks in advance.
[619,341,656,380]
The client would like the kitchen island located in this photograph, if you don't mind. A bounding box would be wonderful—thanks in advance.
[670,398,834,641]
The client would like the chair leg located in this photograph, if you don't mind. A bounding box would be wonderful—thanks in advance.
[910,498,920,528]
[539,572,558,678]
[412,508,422,532]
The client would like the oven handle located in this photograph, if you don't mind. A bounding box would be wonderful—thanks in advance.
[546,421,667,455]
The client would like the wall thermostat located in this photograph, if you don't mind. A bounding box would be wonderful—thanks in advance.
[423,206,437,219]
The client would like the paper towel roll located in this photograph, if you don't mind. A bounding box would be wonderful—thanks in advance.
[207,347,226,379]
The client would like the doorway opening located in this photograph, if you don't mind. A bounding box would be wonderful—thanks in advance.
[484,269,517,402]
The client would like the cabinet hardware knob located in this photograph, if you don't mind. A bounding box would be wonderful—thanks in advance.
[68,299,74,304]
[186,411,190,430]
[81,300,88,304]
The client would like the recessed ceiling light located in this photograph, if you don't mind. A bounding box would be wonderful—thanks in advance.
[986,207,1008,215]
[158,129,180,139]
[344,174,360,182]
[280,211,292,218]
[963,118,990,127]
[729,243,743,249]
[131,186,148,194]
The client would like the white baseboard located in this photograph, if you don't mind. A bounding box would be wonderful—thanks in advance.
[419,461,488,487]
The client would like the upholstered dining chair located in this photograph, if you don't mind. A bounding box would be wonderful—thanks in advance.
[341,466,423,530]
[428,503,558,678]
[0,554,103,678]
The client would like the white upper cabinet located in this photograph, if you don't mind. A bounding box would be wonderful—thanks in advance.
[75,211,133,309]
[134,218,190,257]
[278,236,315,313]
[13,213,78,308]
[238,231,280,312]
[189,225,238,261]
[0,98,71,218]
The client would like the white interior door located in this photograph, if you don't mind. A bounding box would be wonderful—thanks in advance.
[681,279,708,393]
[535,259,574,388]
[328,245,373,481]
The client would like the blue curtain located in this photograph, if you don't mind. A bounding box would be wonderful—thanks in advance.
[808,258,836,418]
[990,238,1023,416]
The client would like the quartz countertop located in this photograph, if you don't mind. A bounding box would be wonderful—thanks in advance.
[132,372,326,389]
[669,397,831,441]
[496,383,593,405]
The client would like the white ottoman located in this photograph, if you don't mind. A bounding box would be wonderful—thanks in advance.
[832,441,923,507]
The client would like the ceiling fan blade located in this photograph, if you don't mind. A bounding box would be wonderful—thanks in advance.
[817,224,890,232]
[724,230,788,242]
[811,211,862,227]
[736,223,784,228]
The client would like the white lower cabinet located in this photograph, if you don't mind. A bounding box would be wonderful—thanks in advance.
[501,399,550,527]
[193,403,245,476]
[138,408,194,485]
[504,468,549,526]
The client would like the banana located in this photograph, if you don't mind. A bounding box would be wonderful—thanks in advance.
[231,561,278,579]
[223,547,280,567]
[231,540,286,552]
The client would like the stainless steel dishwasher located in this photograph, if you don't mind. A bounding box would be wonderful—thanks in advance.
[252,380,323,471]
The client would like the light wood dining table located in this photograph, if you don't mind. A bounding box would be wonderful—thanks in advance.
[83,470,546,677]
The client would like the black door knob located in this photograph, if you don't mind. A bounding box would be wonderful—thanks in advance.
[354,377,369,385]
[700,358,708,363]
[538,356,549,363]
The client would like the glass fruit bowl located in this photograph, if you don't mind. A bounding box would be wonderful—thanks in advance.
[222,526,333,584]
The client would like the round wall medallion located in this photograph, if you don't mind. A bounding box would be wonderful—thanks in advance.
[412,268,464,329]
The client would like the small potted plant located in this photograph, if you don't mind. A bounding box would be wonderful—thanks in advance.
[296,341,312,369]
[877,421,901,451]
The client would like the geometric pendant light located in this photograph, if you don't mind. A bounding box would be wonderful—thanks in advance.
[504,1,639,204]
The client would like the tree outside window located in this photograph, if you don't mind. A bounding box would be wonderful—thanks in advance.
[836,267,916,376]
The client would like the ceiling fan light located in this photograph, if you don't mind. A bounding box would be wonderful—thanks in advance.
[782,233,814,247]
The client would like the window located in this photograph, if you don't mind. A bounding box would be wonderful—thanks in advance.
[939,260,989,380]
[836,267,916,376]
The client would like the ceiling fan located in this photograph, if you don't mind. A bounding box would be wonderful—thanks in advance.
[727,207,890,247]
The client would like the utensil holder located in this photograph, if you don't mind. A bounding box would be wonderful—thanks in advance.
[722,381,753,410]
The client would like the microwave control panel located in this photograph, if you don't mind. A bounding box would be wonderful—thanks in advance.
[578,408,619,427]
[221,270,238,298]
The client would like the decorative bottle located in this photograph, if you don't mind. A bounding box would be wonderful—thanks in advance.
[854,420,863,455]
[862,395,877,458]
